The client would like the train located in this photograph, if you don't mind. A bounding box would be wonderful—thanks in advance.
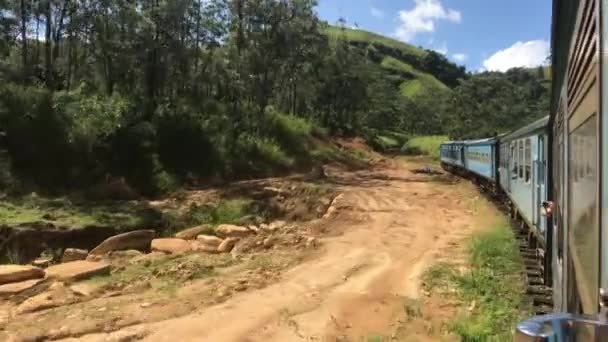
[440,0,608,339]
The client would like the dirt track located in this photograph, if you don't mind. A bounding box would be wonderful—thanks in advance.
[63,158,500,342]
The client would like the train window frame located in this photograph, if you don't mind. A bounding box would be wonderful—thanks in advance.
[525,138,531,183]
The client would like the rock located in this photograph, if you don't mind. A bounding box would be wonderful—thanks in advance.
[61,248,88,263]
[247,225,260,233]
[262,237,274,249]
[109,249,144,260]
[306,237,317,248]
[267,220,286,232]
[17,282,73,314]
[217,238,239,253]
[216,224,252,238]
[89,229,155,256]
[196,234,223,247]
[130,252,166,264]
[175,224,213,240]
[86,254,103,262]
[46,261,110,281]
[32,257,52,268]
[0,278,46,297]
[0,265,45,285]
[151,238,192,254]
[237,215,264,226]
[191,241,218,253]
[140,302,153,308]
[69,282,102,297]
[262,186,284,197]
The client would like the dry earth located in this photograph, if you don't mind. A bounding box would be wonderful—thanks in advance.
[2,157,503,342]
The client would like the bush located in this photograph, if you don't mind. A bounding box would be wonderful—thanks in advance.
[155,104,220,179]
[230,134,294,175]
[401,135,446,160]
[0,84,74,188]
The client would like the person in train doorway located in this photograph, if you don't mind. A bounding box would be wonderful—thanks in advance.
[541,200,554,218]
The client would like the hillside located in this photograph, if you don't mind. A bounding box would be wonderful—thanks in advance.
[325,26,458,98]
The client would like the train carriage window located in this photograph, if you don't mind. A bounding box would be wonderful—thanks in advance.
[512,143,517,174]
[518,140,524,179]
[525,138,531,183]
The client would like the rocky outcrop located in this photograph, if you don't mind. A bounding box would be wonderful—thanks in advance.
[217,238,239,253]
[0,265,45,285]
[89,230,155,255]
[61,248,88,263]
[174,225,213,240]
[216,224,253,238]
[151,238,192,254]
[45,261,110,281]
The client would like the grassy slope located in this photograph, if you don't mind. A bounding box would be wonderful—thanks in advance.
[325,26,449,98]
[403,135,447,160]
[325,26,426,59]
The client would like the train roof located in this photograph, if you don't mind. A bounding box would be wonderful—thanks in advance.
[462,137,498,146]
[500,115,550,142]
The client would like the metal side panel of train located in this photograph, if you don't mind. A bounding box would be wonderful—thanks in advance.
[499,116,550,245]
[514,0,608,339]
[463,138,497,181]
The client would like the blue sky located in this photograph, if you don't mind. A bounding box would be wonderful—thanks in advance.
[315,0,552,72]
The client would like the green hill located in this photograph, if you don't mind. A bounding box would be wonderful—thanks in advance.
[325,26,459,98]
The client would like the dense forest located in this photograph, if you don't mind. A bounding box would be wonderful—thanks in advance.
[0,0,549,196]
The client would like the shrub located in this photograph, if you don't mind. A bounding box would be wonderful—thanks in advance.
[155,104,220,179]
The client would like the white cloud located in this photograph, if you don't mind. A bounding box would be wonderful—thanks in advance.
[371,7,384,19]
[394,0,461,42]
[452,53,467,62]
[482,40,549,72]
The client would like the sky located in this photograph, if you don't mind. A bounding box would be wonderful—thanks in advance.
[315,0,552,72]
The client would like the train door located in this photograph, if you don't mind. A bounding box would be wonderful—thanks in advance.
[536,135,547,234]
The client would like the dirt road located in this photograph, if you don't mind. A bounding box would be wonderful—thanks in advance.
[63,158,498,342]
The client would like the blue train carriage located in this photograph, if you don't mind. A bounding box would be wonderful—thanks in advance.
[499,115,550,246]
[462,137,498,182]
[439,141,465,171]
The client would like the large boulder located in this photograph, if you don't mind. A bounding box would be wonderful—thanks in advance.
[151,238,192,254]
[89,230,155,256]
[45,261,110,281]
[217,238,239,253]
[216,224,253,238]
[0,265,45,285]
[174,225,213,240]
[61,248,88,263]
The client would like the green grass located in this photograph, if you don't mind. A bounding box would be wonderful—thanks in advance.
[0,195,152,229]
[422,226,529,341]
[381,56,449,98]
[325,26,427,58]
[401,135,447,160]
[164,198,257,234]
[381,56,417,74]
[400,79,423,97]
